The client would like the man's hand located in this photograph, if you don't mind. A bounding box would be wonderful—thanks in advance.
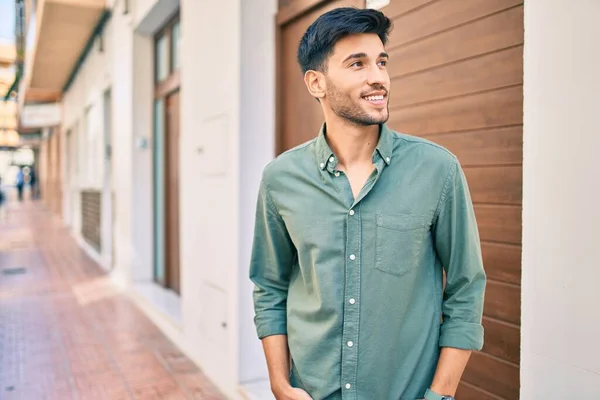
[273,385,313,400]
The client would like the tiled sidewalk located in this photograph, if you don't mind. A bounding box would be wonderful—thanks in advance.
[0,199,225,400]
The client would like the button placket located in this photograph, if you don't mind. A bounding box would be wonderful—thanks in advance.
[341,205,360,399]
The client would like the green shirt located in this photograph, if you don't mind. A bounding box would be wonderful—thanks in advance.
[250,124,486,400]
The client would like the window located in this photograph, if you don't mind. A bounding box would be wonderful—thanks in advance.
[154,16,180,84]
[171,20,180,71]
[155,33,170,82]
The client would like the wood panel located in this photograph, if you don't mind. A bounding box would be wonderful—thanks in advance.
[387,0,522,48]
[422,126,522,167]
[481,243,521,285]
[474,205,522,245]
[383,3,524,398]
[155,70,180,99]
[379,0,432,19]
[277,0,332,25]
[388,6,524,77]
[165,91,180,294]
[462,352,520,399]
[482,317,520,364]
[456,382,504,400]
[463,166,522,205]
[390,46,523,107]
[388,85,523,136]
[483,281,520,325]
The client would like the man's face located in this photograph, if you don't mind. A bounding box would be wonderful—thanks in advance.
[322,33,390,126]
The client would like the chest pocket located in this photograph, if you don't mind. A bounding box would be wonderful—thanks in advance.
[375,214,427,277]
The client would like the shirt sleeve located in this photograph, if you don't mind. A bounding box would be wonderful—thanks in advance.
[249,177,296,339]
[433,158,486,351]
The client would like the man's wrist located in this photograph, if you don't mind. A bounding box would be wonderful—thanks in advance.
[271,379,293,397]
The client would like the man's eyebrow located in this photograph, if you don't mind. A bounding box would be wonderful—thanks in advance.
[341,52,389,63]
[342,52,367,63]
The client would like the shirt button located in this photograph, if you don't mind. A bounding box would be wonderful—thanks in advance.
[349,254,356,261]
[349,298,356,304]
[347,341,354,347]
[319,163,325,169]
[329,156,335,163]
[386,157,391,163]
[345,384,351,389]
[335,171,340,177]
[349,209,355,216]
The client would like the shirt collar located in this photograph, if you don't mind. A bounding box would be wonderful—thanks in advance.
[375,123,393,165]
[315,123,394,170]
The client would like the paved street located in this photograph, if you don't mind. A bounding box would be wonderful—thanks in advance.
[0,199,225,399]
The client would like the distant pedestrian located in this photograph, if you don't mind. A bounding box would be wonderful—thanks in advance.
[0,176,6,220]
[29,167,37,200]
[16,168,24,202]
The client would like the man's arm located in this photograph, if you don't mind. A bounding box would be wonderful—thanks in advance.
[428,347,472,396]
[249,178,310,399]
[262,335,311,399]
[262,335,291,395]
[427,158,486,398]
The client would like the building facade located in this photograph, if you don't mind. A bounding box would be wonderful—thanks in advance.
[15,0,600,399]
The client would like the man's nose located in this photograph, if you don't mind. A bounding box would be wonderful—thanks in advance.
[366,64,387,86]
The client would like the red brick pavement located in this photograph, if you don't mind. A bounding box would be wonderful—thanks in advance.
[0,200,225,400]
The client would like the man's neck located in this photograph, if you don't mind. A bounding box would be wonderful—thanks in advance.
[324,118,380,169]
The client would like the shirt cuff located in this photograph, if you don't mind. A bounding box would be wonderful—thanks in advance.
[255,313,287,339]
[439,321,484,350]
[423,388,444,400]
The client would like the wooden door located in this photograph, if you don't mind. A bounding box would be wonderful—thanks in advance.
[276,0,365,154]
[379,1,523,399]
[277,1,524,399]
[165,91,180,294]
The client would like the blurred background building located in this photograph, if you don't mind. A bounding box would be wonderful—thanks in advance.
[3,0,599,399]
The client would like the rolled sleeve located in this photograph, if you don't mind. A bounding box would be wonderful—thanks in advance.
[249,177,296,339]
[434,158,486,351]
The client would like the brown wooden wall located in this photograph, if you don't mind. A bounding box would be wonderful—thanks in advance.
[380,1,523,399]
[276,1,523,399]
[81,190,101,252]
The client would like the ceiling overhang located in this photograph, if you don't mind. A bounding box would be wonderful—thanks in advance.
[21,0,107,104]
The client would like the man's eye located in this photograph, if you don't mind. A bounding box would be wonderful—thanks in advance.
[351,61,363,67]
[378,60,388,67]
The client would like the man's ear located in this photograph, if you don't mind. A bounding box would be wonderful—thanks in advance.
[304,70,326,101]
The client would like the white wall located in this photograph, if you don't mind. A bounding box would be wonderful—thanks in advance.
[61,14,113,266]
[179,0,241,396]
[62,20,112,191]
[110,3,136,286]
[238,0,277,385]
[522,1,600,398]
[130,30,154,283]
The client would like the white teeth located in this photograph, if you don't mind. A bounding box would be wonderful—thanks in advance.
[365,95,384,101]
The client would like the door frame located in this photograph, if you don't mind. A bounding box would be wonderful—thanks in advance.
[153,13,181,293]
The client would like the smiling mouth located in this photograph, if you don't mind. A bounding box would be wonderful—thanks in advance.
[363,94,385,101]
[362,93,387,106]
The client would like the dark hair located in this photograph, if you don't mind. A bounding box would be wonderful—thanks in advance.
[297,7,392,74]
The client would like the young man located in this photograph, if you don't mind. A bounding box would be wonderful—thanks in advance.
[250,7,486,400]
